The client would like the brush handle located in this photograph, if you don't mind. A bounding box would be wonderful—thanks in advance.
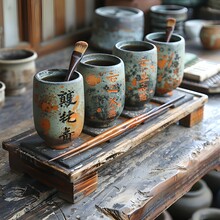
[166,27,173,43]
[64,51,82,81]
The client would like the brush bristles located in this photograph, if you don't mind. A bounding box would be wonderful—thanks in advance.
[166,18,176,28]
[74,41,88,54]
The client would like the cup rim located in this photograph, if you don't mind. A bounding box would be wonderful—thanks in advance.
[145,32,185,44]
[114,40,156,53]
[34,69,82,85]
[0,48,38,64]
[79,53,123,68]
[95,6,144,19]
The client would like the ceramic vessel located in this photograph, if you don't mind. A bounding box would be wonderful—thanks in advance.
[203,170,220,208]
[113,40,157,110]
[168,179,213,220]
[145,32,185,95]
[184,19,212,39]
[77,53,125,128]
[149,5,188,36]
[200,23,220,50]
[0,81,6,107]
[191,208,220,220]
[155,210,172,220]
[0,48,37,95]
[90,6,144,52]
[33,69,84,149]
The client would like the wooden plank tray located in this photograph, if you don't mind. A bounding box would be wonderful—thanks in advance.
[2,88,208,203]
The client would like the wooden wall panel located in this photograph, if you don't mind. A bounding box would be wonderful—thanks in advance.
[65,0,76,33]
[3,0,19,47]
[0,0,4,48]
[75,0,86,29]
[54,0,65,36]
[85,0,95,27]
[26,0,42,49]
[42,0,55,41]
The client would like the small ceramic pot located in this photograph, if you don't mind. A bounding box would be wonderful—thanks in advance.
[90,6,144,52]
[0,48,38,95]
[168,179,213,220]
[191,208,220,220]
[33,69,84,149]
[113,40,157,110]
[200,23,220,50]
[77,53,125,128]
[145,32,185,95]
[0,81,6,107]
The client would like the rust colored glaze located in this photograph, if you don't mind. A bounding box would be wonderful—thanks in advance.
[33,69,84,148]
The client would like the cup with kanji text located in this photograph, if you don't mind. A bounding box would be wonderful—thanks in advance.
[33,69,84,149]
[77,53,125,128]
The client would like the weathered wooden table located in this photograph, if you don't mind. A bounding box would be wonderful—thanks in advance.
[0,40,220,220]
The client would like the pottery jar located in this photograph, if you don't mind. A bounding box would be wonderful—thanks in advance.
[191,208,220,220]
[168,179,213,220]
[90,6,144,52]
[0,48,38,95]
[33,69,84,149]
[200,23,220,50]
[0,81,6,107]
[77,53,125,128]
[113,40,157,110]
[145,32,185,96]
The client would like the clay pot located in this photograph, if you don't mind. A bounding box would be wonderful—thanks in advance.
[191,208,220,220]
[90,6,144,52]
[77,53,125,128]
[155,210,173,220]
[113,40,157,110]
[0,48,37,95]
[33,69,84,149]
[200,23,220,50]
[168,179,213,220]
[145,32,185,96]
[203,170,220,208]
[0,81,6,107]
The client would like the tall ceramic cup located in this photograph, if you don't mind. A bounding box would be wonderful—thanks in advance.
[33,69,84,149]
[113,41,157,110]
[145,32,185,96]
[77,53,125,128]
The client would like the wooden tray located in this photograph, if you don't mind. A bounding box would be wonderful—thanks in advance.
[2,88,208,203]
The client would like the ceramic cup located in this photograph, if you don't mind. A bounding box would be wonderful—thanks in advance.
[113,40,157,110]
[77,53,125,128]
[33,69,84,149]
[145,32,185,95]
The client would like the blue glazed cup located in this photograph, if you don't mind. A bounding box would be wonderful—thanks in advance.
[145,32,185,96]
[113,40,157,110]
[77,53,125,128]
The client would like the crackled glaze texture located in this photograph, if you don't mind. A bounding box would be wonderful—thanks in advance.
[145,32,185,96]
[90,6,144,51]
[77,54,125,128]
[113,41,157,110]
[33,69,84,149]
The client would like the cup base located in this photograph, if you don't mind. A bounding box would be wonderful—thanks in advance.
[155,90,173,97]
[47,141,72,150]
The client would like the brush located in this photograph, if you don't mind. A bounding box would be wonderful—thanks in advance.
[166,18,176,43]
[65,41,88,81]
